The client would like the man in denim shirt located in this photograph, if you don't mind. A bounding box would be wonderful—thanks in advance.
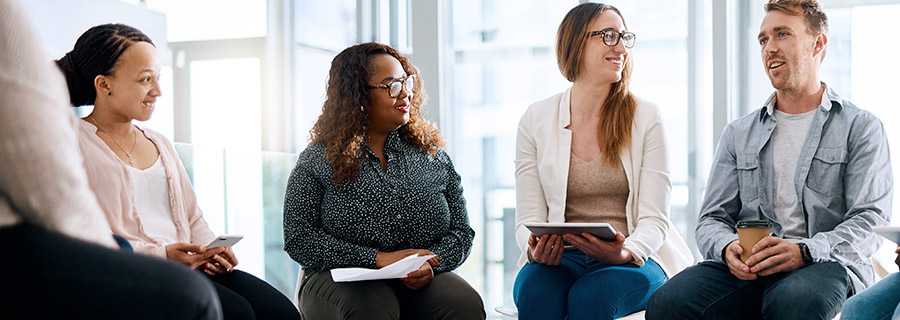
[647,0,891,319]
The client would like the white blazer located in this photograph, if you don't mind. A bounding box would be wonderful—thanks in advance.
[514,87,694,278]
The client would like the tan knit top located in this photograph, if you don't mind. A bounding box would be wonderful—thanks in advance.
[564,153,630,237]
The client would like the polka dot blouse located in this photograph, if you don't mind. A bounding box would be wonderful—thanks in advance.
[283,131,475,274]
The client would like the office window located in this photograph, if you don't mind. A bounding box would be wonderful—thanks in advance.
[147,0,266,42]
[292,0,357,151]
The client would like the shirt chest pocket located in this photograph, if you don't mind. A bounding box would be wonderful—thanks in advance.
[737,154,760,201]
[806,147,847,197]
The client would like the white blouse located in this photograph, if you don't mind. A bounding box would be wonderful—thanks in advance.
[127,157,178,245]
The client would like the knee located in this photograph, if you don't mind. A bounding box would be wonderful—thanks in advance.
[168,266,222,319]
[763,285,844,319]
[645,283,678,319]
[303,283,399,319]
[222,298,255,320]
[839,295,870,320]
[447,287,486,319]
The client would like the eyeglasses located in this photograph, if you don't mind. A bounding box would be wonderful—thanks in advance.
[368,74,416,98]
[587,29,636,49]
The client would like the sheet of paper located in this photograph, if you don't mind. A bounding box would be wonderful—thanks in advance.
[331,254,435,282]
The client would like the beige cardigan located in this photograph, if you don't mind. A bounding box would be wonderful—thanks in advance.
[514,87,694,278]
[78,121,216,258]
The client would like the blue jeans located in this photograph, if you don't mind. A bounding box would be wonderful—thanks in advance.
[841,272,900,320]
[513,249,667,320]
[646,260,850,320]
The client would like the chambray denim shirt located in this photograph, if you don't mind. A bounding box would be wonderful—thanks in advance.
[696,84,892,293]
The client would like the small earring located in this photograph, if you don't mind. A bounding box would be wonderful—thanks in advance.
[106,91,111,96]
[360,105,364,112]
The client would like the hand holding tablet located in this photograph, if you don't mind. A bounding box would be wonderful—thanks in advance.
[524,222,617,241]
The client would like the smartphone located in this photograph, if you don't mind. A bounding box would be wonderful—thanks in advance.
[206,234,244,249]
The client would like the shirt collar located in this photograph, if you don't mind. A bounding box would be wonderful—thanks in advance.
[361,129,403,158]
[384,129,402,150]
[760,82,840,120]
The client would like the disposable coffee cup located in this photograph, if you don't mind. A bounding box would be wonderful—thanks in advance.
[736,220,770,262]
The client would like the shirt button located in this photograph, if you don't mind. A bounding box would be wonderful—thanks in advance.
[396,214,401,219]
[745,162,751,166]
[830,156,835,161]
[392,189,398,194]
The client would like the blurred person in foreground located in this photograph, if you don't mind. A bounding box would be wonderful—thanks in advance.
[0,0,220,318]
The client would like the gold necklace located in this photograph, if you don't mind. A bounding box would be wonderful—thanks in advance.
[89,115,137,166]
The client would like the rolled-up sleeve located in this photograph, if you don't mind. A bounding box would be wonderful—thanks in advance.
[800,113,891,265]
[624,107,672,264]
[514,108,550,262]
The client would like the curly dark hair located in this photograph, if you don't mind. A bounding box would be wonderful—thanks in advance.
[311,42,445,186]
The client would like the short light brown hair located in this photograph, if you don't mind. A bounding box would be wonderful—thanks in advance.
[765,0,828,35]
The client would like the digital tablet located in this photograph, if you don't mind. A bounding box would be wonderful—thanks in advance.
[873,226,900,245]
[524,222,617,241]
[206,234,244,249]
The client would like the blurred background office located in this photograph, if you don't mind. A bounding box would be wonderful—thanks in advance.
[21,0,900,317]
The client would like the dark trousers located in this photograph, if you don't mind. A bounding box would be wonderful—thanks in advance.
[646,260,850,320]
[0,222,221,319]
[299,270,486,320]
[207,270,300,320]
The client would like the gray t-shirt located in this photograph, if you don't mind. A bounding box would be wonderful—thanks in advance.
[772,109,816,239]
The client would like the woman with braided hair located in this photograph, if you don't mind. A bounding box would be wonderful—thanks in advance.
[57,23,299,320]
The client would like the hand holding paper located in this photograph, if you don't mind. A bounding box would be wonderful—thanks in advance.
[331,254,437,282]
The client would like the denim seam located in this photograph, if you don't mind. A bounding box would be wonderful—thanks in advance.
[699,280,756,318]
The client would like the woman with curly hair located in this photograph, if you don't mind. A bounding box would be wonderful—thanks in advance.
[283,42,485,319]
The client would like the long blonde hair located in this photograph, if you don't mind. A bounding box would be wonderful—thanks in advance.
[556,3,636,165]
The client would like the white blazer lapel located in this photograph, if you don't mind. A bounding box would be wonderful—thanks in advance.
[553,88,573,222]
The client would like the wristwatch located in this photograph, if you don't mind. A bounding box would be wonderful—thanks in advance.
[798,243,813,264]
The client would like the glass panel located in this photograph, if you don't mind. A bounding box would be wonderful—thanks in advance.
[293,48,335,151]
[146,0,267,42]
[175,143,299,299]
[262,151,301,298]
[450,0,567,311]
[848,4,900,274]
[190,58,265,277]
[295,0,356,51]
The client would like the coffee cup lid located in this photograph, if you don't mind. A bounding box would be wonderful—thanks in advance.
[736,220,770,228]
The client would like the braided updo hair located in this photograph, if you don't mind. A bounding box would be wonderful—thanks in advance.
[55,23,154,107]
